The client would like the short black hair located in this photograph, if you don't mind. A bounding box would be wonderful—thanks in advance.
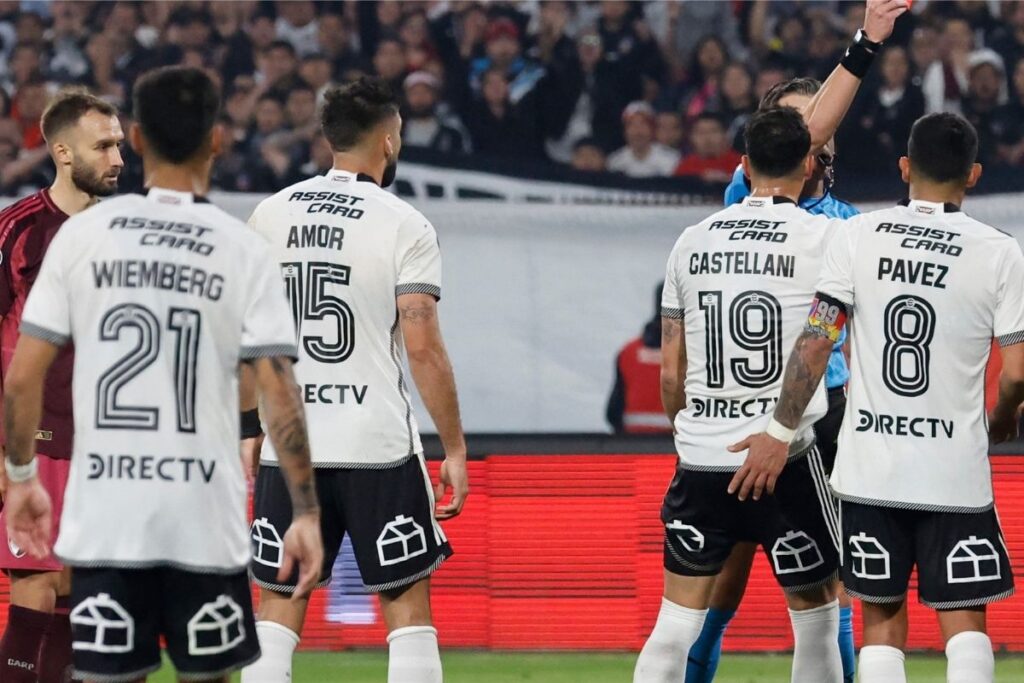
[41,88,118,142]
[133,66,220,163]
[908,112,978,183]
[760,77,820,109]
[266,40,297,57]
[744,106,810,178]
[693,112,727,129]
[321,76,399,152]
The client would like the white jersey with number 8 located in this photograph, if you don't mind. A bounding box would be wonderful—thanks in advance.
[817,199,1024,512]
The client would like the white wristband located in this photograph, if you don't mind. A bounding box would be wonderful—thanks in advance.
[766,418,797,445]
[5,457,38,483]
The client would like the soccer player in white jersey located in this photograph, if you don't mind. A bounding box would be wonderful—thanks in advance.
[732,112,1024,683]
[1,66,324,683]
[241,77,467,683]
[634,4,908,682]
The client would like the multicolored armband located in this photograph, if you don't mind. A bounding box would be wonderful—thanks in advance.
[806,292,849,343]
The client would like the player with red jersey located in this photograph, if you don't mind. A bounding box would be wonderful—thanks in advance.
[0,90,123,683]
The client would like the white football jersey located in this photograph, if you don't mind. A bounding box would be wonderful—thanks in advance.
[819,199,1024,512]
[248,169,441,467]
[20,188,297,571]
[662,196,833,470]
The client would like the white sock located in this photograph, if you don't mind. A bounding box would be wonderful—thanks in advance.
[859,645,907,683]
[241,621,300,682]
[789,599,842,683]
[633,598,708,683]
[946,631,994,683]
[387,625,442,683]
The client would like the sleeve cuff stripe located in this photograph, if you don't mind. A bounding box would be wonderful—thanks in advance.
[20,321,70,346]
[661,307,684,319]
[240,344,299,361]
[396,283,441,300]
[998,330,1024,347]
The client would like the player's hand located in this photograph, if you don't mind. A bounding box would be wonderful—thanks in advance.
[4,476,52,559]
[434,456,468,520]
[863,0,909,44]
[727,433,789,501]
[278,511,323,601]
[240,435,264,483]
[988,409,1019,445]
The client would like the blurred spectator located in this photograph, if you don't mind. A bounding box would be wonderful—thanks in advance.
[318,13,366,78]
[284,83,319,142]
[465,67,541,159]
[544,28,634,162]
[909,25,940,83]
[300,53,334,101]
[597,0,665,89]
[373,35,408,93]
[962,49,1007,165]
[674,35,730,120]
[468,18,545,104]
[1,43,42,97]
[571,137,607,173]
[399,10,435,73]
[655,111,684,151]
[994,56,1024,166]
[607,101,680,177]
[921,18,974,114]
[990,1,1024,75]
[673,113,741,183]
[48,2,92,85]
[712,62,757,151]
[402,71,470,155]
[849,46,925,171]
[275,1,319,57]
[12,78,48,150]
[667,1,744,69]
[258,40,300,94]
[754,65,787,101]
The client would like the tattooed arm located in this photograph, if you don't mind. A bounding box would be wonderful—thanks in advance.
[772,328,835,429]
[399,293,468,519]
[727,294,848,501]
[251,355,323,597]
[660,316,687,426]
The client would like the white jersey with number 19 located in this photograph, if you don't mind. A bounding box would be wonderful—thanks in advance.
[661,196,835,470]
[248,169,441,468]
[19,188,297,572]
[818,200,1024,512]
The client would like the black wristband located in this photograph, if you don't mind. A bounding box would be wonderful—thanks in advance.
[241,409,262,439]
[840,32,879,80]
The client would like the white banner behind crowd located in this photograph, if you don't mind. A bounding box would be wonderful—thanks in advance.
[5,188,1024,433]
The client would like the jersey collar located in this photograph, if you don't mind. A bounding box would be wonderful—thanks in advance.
[899,198,961,214]
[325,169,379,186]
[145,188,209,205]
[740,196,798,208]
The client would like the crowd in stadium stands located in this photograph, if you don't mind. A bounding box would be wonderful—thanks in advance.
[1,0,1024,195]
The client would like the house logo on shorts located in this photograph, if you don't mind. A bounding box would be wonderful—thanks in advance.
[666,520,705,553]
[7,538,26,559]
[70,593,134,653]
[187,595,246,656]
[250,517,284,568]
[377,514,427,566]
[947,536,1001,584]
[771,530,824,575]
[850,532,891,580]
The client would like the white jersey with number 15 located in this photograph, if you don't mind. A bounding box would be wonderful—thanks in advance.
[248,169,442,468]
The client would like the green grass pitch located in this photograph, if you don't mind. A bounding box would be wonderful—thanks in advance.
[148,651,1024,681]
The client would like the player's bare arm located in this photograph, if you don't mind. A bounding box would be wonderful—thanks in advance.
[989,342,1024,444]
[2,335,60,560]
[252,355,323,599]
[728,300,839,501]
[659,316,686,426]
[800,0,907,152]
[238,363,263,480]
[399,292,468,520]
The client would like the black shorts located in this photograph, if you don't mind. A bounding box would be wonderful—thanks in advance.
[69,567,258,682]
[251,453,452,594]
[813,387,846,475]
[662,448,840,593]
[840,500,1015,609]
